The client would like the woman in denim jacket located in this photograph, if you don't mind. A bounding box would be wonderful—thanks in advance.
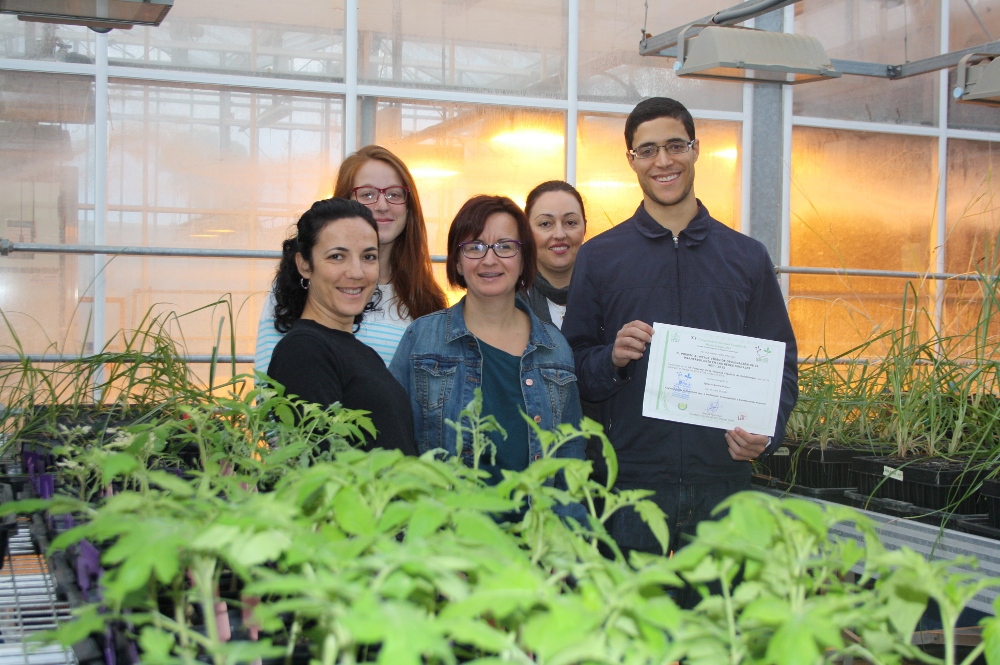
[389,196,586,515]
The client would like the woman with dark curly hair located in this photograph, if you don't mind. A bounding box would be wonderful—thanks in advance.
[267,197,417,456]
[256,145,448,373]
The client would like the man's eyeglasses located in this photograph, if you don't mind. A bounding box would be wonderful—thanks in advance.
[459,240,522,259]
[352,186,409,205]
[628,139,697,159]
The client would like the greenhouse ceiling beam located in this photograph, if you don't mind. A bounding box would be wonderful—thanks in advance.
[639,0,801,57]
[831,40,1000,79]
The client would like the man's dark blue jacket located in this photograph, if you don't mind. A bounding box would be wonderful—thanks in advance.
[561,202,798,485]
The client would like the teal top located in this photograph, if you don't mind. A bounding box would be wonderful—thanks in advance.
[478,339,530,486]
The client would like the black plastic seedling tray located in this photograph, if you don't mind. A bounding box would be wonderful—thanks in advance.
[981,478,1000,529]
[852,456,993,515]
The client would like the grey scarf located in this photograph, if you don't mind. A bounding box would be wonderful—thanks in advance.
[522,273,568,325]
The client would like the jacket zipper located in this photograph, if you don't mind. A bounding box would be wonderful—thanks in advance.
[674,233,683,485]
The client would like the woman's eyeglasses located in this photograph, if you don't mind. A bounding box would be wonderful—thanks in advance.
[352,186,409,205]
[459,240,522,259]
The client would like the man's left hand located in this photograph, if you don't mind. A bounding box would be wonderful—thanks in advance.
[725,427,769,461]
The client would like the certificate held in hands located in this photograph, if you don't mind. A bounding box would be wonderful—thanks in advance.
[642,323,786,436]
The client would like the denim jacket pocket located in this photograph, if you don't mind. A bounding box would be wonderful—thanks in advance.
[539,367,577,424]
[413,357,461,454]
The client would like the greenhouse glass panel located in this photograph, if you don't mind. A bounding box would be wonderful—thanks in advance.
[788,127,938,357]
[107,82,343,254]
[793,0,940,126]
[101,255,269,365]
[0,71,95,356]
[943,139,1000,348]
[368,100,565,262]
[358,0,566,97]
[107,0,345,79]
[578,0,742,110]
[950,0,999,52]
[576,114,742,237]
[0,14,95,62]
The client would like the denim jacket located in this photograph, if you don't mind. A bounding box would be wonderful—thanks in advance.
[389,298,586,470]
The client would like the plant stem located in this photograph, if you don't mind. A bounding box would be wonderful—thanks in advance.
[191,557,224,665]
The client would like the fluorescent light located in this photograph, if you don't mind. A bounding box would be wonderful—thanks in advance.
[190,234,217,238]
[955,53,1000,106]
[0,0,173,31]
[674,25,841,85]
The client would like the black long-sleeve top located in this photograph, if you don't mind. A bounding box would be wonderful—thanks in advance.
[267,319,418,456]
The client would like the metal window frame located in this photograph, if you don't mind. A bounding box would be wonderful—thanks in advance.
[0,0,997,355]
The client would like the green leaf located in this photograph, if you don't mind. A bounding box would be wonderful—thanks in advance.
[598,427,618,489]
[982,601,1000,665]
[101,452,140,484]
[274,403,295,426]
[767,616,822,665]
[32,605,106,647]
[521,599,603,661]
[137,627,182,664]
[227,530,291,567]
[406,500,450,540]
[741,596,793,627]
[634,499,669,555]
[445,618,511,653]
[332,485,376,536]
[147,470,195,497]
[0,498,53,516]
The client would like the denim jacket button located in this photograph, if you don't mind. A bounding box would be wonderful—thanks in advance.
[525,378,533,386]
[534,453,541,461]
[533,415,542,423]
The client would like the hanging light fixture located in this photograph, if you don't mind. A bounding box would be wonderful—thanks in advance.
[673,24,841,85]
[954,53,1000,106]
[0,0,172,32]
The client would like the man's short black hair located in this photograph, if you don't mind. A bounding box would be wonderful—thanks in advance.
[624,97,696,149]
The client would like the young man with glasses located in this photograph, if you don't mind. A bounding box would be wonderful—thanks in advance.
[561,97,798,561]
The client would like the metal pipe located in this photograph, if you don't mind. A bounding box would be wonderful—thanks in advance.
[565,0,579,185]
[94,31,109,398]
[1,241,283,259]
[0,355,254,364]
[3,240,995,281]
[344,0,359,156]
[776,266,992,282]
[712,0,792,25]
[639,0,801,56]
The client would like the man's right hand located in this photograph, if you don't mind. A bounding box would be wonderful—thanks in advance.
[611,320,654,368]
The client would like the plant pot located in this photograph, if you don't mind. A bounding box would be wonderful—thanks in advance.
[758,440,893,489]
[0,484,17,569]
[851,456,994,514]
[982,478,1000,528]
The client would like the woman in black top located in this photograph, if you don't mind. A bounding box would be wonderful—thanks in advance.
[267,198,418,456]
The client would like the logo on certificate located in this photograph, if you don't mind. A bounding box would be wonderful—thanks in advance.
[738,412,748,421]
[677,403,688,410]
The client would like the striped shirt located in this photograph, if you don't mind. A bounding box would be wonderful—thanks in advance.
[254,284,411,376]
